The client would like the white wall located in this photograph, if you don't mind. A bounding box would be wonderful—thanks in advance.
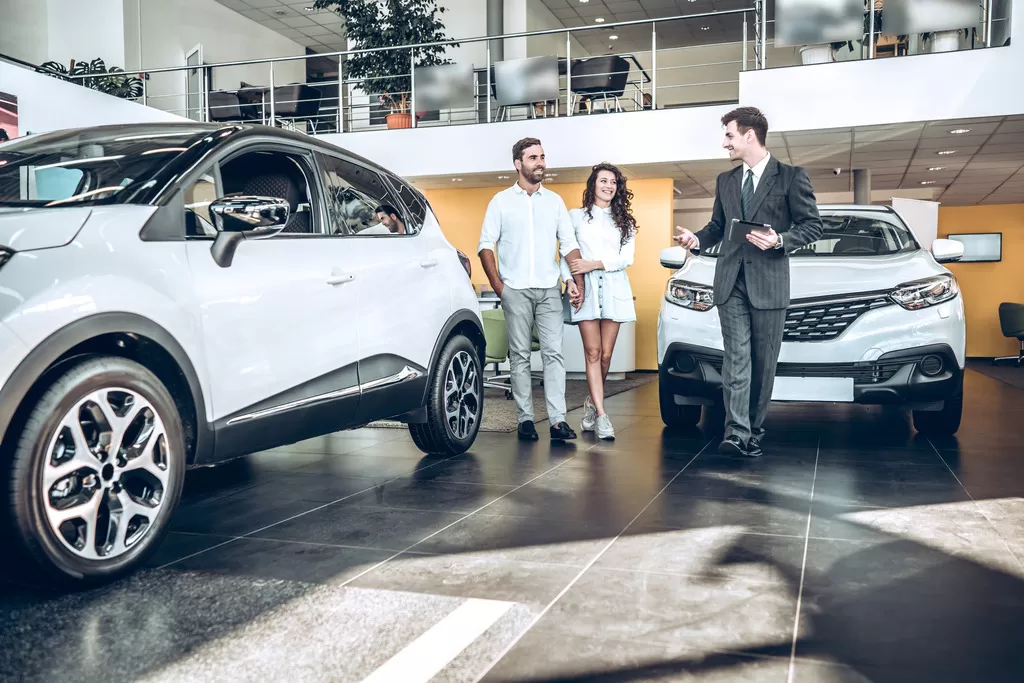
[124,0,306,117]
[0,0,50,66]
[438,0,487,69]
[0,61,186,135]
[48,0,126,69]
[525,0,587,60]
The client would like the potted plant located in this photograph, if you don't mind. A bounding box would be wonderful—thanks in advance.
[38,58,144,100]
[314,0,457,129]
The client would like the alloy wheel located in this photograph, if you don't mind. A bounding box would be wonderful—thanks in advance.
[41,388,170,561]
[444,350,480,440]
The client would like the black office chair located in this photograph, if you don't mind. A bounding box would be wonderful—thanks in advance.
[995,302,1024,366]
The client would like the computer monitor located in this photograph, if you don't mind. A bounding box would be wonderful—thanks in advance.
[946,233,1002,263]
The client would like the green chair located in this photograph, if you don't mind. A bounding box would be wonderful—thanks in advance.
[482,309,513,398]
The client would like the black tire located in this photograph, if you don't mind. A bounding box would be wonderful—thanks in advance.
[410,334,483,455]
[912,392,963,437]
[659,380,702,429]
[4,356,186,587]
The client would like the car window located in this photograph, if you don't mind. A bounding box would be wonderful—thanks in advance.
[318,152,415,236]
[219,149,320,236]
[184,170,218,238]
[385,173,427,233]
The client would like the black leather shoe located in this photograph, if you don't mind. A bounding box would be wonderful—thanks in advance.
[518,420,539,441]
[746,436,763,458]
[550,422,577,441]
[718,435,748,456]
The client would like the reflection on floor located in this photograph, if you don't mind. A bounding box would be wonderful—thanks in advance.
[2,369,1023,682]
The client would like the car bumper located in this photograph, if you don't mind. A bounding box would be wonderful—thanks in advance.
[659,341,963,408]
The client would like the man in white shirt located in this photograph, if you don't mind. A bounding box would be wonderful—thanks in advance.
[674,107,822,458]
[478,137,586,442]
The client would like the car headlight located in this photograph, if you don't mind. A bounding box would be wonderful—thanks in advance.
[889,274,959,310]
[666,279,714,311]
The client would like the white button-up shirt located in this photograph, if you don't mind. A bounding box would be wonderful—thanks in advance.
[559,206,635,280]
[743,150,771,193]
[477,182,579,290]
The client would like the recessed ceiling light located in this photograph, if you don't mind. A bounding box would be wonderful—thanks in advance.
[700,25,710,31]
[609,34,619,40]
[579,0,589,3]
[928,166,946,171]
[595,17,605,23]
[303,6,315,11]
[949,128,972,135]
[498,175,510,180]
[452,178,462,182]
[274,9,287,16]
[937,150,957,155]
[921,180,936,185]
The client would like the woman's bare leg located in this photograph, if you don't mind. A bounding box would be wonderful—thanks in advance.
[579,320,606,416]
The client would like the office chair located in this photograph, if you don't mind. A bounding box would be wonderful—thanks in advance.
[480,309,543,399]
[995,302,1024,366]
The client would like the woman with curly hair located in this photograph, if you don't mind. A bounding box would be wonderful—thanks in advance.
[560,162,637,440]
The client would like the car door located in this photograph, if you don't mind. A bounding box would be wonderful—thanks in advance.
[183,145,362,457]
[317,152,450,424]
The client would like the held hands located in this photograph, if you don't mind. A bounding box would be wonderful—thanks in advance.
[674,226,699,250]
[747,227,780,251]
[565,280,583,312]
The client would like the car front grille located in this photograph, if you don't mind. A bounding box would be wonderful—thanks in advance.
[784,295,893,342]
[681,352,923,385]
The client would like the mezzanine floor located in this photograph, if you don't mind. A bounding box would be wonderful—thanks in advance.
[2,368,1023,683]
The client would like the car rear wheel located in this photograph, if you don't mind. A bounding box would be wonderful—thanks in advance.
[912,391,963,437]
[659,381,703,429]
[410,334,483,455]
[4,356,185,586]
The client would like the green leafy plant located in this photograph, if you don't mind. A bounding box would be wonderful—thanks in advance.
[38,58,144,100]
[313,0,457,115]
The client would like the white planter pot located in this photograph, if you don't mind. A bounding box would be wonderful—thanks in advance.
[930,30,960,53]
[799,44,834,64]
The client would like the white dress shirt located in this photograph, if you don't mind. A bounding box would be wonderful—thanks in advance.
[559,206,636,323]
[478,182,579,290]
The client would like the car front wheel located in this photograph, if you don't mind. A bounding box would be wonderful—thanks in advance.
[912,391,964,437]
[410,334,483,455]
[4,356,185,586]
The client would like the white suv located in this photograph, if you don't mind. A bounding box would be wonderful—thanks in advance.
[657,205,966,436]
[0,123,485,585]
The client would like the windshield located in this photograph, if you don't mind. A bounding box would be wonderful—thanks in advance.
[0,126,213,207]
[700,211,919,257]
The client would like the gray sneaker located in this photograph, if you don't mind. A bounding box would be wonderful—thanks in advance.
[581,396,597,432]
[596,414,615,440]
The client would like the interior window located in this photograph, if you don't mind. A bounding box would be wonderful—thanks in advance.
[218,150,318,235]
[319,153,412,236]
[184,170,217,238]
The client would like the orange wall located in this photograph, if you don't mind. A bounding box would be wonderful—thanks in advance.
[938,203,1024,358]
[422,179,675,370]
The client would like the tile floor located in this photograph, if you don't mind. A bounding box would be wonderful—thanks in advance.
[2,369,1023,682]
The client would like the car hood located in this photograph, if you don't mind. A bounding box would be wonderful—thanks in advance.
[673,251,948,299]
[0,207,93,251]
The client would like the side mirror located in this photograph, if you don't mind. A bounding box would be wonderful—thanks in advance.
[931,238,964,264]
[660,246,688,270]
[209,195,290,268]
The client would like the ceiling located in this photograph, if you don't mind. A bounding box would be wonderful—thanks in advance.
[408,115,1024,207]
[213,0,347,53]
[540,0,756,54]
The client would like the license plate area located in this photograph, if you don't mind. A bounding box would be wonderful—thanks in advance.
[771,376,854,402]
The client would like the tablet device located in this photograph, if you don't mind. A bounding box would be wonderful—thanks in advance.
[728,218,772,243]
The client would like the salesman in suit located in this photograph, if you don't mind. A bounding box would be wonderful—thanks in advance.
[675,107,823,457]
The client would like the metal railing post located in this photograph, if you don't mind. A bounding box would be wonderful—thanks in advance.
[142,75,148,106]
[486,44,492,122]
[760,0,768,69]
[410,47,417,128]
[202,67,209,122]
[868,7,876,58]
[651,22,658,110]
[985,0,994,47]
[269,62,276,125]
[742,12,748,70]
[566,31,572,117]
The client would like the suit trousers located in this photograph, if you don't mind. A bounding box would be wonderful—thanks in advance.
[718,268,786,442]
[500,285,567,426]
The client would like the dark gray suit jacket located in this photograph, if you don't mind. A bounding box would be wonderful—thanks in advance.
[693,156,823,310]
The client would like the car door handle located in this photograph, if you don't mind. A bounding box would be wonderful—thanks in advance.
[420,258,438,268]
[326,273,355,285]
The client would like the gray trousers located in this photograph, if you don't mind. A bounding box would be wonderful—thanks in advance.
[718,272,786,442]
[500,285,566,426]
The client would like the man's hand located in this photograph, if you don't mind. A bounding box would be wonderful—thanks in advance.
[747,227,780,251]
[566,280,583,311]
[674,226,699,250]
[494,283,504,299]
[569,259,599,275]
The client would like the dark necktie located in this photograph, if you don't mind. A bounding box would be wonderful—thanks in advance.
[741,169,754,220]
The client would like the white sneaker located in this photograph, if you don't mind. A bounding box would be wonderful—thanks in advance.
[581,396,597,432]
[596,414,615,440]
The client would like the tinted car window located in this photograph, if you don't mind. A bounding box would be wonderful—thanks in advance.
[318,152,414,236]
[0,127,211,206]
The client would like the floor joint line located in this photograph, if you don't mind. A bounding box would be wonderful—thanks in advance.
[787,433,821,683]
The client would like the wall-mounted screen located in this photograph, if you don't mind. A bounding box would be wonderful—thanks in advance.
[946,233,1002,262]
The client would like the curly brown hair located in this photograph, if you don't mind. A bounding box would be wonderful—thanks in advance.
[583,162,637,248]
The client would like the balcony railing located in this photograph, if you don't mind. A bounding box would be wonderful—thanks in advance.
[58,0,1010,136]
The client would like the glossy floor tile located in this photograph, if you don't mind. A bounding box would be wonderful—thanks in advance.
[2,369,1024,682]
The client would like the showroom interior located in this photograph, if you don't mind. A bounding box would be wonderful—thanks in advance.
[1,0,1023,681]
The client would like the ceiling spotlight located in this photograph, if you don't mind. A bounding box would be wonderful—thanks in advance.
[595,17,605,23]
[579,0,589,3]
[609,34,619,40]
[452,178,462,182]
[498,175,510,180]
[303,5,315,11]
[928,166,946,171]
[937,150,957,155]
[949,128,972,135]
[921,180,936,185]
[700,25,710,31]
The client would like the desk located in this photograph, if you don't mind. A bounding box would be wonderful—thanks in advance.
[477,293,636,380]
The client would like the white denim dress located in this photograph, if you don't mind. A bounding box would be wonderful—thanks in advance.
[560,206,636,323]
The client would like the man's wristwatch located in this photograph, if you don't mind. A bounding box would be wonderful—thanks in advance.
[773,233,784,249]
